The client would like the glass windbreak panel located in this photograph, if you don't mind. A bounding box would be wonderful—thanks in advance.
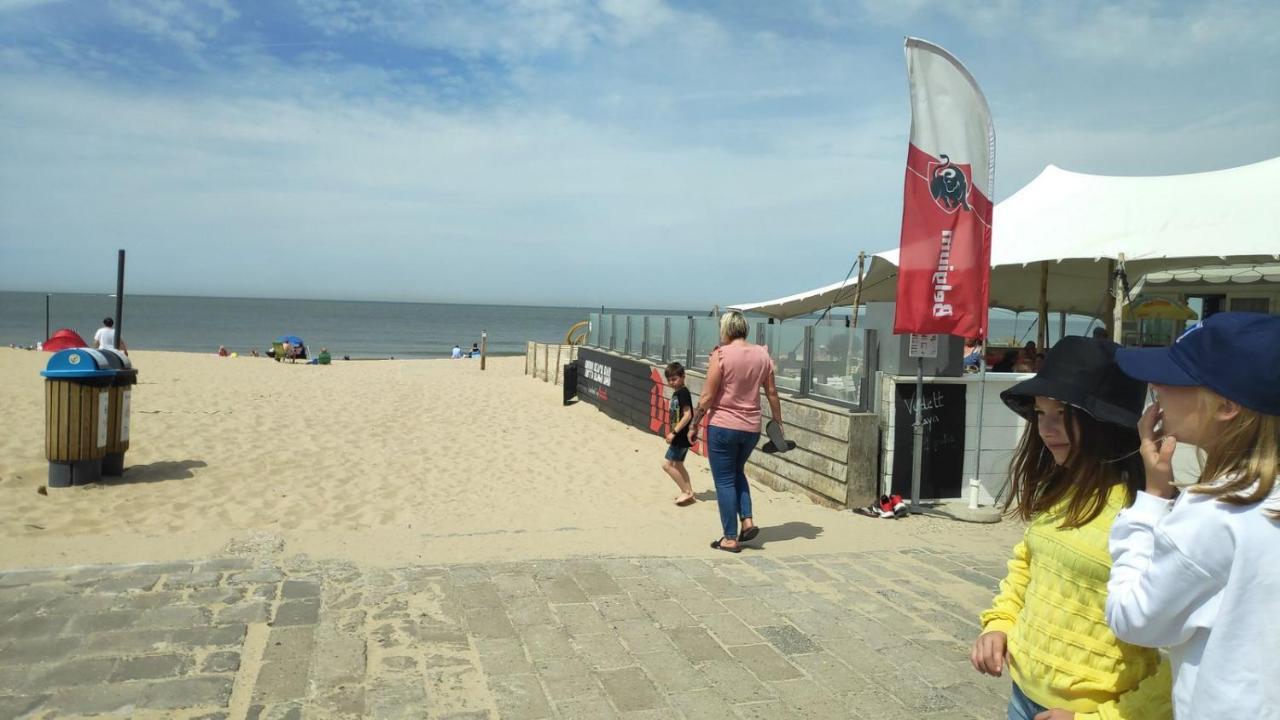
[606,315,619,351]
[645,316,667,362]
[588,313,602,347]
[808,326,866,406]
[669,316,691,367]
[692,317,720,370]
[628,315,646,355]
[764,324,807,394]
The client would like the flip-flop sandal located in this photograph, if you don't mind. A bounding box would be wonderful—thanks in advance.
[676,497,696,506]
[710,539,742,553]
[739,527,760,542]
[761,419,797,454]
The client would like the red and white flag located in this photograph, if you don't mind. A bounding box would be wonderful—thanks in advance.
[894,38,994,338]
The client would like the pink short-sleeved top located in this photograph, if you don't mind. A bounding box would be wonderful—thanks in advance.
[707,342,774,432]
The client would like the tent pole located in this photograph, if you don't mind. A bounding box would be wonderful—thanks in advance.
[1037,261,1049,350]
[1112,253,1126,343]
[1102,259,1117,337]
[850,252,866,328]
[1058,311,1067,342]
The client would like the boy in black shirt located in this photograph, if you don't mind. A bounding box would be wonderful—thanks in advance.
[663,362,696,506]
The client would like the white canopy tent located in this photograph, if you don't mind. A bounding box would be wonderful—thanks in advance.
[731,156,1280,320]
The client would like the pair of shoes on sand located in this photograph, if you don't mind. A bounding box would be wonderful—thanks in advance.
[854,494,909,519]
[710,526,759,553]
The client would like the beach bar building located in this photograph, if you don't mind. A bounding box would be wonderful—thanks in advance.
[572,157,1280,509]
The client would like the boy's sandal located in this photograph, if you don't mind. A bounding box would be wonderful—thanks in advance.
[710,539,742,553]
[739,527,760,542]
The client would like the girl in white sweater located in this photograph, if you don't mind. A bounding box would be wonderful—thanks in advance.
[1107,312,1280,719]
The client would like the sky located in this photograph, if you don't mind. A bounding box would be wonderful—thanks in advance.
[1,0,1278,309]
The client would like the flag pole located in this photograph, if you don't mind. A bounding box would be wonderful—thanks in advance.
[911,355,925,511]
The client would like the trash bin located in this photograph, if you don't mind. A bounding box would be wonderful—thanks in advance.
[562,361,578,406]
[41,349,116,487]
[99,349,136,476]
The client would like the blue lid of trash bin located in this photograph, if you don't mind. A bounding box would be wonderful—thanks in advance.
[41,348,117,378]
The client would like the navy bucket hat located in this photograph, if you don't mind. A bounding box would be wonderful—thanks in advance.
[1115,311,1280,416]
[1001,336,1147,428]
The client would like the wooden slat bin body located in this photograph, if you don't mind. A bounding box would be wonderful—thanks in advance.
[41,348,117,488]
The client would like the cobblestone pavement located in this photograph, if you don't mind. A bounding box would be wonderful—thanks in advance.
[0,547,1013,719]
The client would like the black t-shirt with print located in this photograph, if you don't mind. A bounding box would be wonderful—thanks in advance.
[669,387,693,448]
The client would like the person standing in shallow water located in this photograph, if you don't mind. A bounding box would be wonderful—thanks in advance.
[688,311,781,553]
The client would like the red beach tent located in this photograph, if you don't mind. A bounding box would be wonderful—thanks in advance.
[43,328,88,351]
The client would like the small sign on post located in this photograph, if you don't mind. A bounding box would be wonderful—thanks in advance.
[908,333,938,358]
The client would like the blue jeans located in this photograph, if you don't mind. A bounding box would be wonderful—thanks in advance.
[1008,683,1047,720]
[707,426,759,540]
[665,444,689,462]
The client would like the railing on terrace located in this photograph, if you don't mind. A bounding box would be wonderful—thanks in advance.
[583,314,876,411]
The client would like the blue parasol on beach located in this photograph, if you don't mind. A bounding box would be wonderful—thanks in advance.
[277,335,304,345]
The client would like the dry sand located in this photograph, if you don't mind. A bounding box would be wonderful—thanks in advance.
[0,348,1021,569]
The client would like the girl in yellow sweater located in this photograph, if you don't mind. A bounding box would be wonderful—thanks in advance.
[972,336,1172,720]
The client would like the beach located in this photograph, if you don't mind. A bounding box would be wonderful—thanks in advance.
[0,348,1025,717]
[0,349,1020,569]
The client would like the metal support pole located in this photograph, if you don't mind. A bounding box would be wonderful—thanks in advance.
[641,317,649,359]
[967,343,989,509]
[851,252,866,328]
[686,317,695,369]
[911,356,925,512]
[45,294,50,342]
[1112,253,1127,344]
[799,326,813,398]
[662,317,671,363]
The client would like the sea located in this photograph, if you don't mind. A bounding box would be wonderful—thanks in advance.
[0,291,1098,359]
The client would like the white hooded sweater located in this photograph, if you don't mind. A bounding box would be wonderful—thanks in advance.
[1107,481,1280,720]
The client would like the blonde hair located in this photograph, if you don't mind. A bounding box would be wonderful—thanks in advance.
[1190,387,1280,518]
[719,311,749,342]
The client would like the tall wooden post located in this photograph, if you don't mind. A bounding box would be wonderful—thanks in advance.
[114,250,126,351]
[1037,260,1049,350]
[480,330,488,371]
[1102,259,1118,337]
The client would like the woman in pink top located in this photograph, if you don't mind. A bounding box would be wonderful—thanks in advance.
[690,311,783,552]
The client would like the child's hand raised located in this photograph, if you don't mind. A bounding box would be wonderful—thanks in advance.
[1138,402,1177,499]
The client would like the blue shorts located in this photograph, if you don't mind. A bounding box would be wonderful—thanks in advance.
[665,444,689,462]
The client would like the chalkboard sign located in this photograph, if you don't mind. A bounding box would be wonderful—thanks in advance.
[891,383,966,499]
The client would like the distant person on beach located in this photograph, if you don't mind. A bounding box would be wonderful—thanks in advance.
[688,311,782,553]
[93,317,124,352]
[451,344,462,359]
[963,337,983,373]
[661,362,696,507]
[470,342,480,358]
[992,349,1019,372]
[217,345,229,357]
[318,348,331,365]
[251,349,259,357]
[972,337,1171,720]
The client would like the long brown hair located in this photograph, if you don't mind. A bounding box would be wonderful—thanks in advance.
[1190,388,1280,519]
[1005,402,1144,528]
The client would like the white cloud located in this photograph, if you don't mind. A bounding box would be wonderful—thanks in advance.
[105,0,239,53]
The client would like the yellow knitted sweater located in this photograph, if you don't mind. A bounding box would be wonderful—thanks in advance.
[981,484,1173,719]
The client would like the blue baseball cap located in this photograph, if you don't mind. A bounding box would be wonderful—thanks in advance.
[1115,311,1280,416]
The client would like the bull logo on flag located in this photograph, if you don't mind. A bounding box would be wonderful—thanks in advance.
[928,155,972,213]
